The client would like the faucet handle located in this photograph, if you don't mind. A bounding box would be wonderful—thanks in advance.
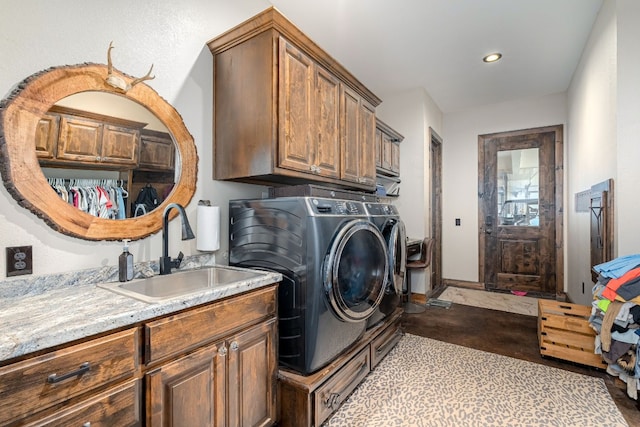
[173,251,184,269]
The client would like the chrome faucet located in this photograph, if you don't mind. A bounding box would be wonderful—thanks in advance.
[159,203,195,275]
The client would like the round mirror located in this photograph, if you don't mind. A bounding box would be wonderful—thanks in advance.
[0,63,198,240]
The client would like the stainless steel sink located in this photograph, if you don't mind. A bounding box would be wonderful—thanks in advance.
[97,266,266,303]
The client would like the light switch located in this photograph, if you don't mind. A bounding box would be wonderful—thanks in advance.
[455,218,461,226]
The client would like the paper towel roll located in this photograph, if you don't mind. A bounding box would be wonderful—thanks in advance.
[196,205,220,251]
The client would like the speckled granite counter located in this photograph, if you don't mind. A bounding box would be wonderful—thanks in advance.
[0,261,281,363]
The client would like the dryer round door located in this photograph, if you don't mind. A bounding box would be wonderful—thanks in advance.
[384,219,407,295]
[323,219,389,322]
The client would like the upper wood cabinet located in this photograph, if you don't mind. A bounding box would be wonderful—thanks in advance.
[278,39,340,179]
[44,106,144,167]
[375,118,403,177]
[139,128,175,171]
[208,7,381,191]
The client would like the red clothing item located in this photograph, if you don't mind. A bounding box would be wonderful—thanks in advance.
[602,266,640,301]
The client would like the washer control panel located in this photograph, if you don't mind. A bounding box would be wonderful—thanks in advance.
[364,202,398,216]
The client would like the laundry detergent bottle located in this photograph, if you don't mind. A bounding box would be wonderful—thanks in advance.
[118,239,134,282]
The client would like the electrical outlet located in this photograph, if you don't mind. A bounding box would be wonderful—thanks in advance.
[6,246,33,277]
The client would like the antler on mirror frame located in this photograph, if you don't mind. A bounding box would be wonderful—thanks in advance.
[105,41,155,92]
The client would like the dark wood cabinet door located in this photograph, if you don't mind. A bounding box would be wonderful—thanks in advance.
[341,85,360,183]
[314,65,340,178]
[391,141,400,174]
[341,86,376,188]
[147,342,224,427]
[381,132,393,171]
[139,130,175,170]
[359,100,376,186]
[100,124,139,165]
[35,113,59,159]
[375,128,383,168]
[57,116,103,163]
[227,319,277,427]
[278,38,315,174]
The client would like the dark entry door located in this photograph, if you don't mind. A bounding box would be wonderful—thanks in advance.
[479,125,563,296]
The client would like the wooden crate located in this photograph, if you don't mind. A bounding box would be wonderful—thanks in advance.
[537,299,607,369]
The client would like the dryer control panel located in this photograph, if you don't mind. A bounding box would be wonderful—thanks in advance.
[307,198,366,216]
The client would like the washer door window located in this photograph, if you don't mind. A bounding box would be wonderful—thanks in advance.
[324,219,389,322]
[385,219,407,295]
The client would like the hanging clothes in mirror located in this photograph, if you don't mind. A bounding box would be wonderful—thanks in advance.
[48,178,128,219]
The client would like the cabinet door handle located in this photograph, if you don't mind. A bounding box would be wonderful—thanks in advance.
[219,345,227,356]
[324,392,341,410]
[375,330,403,355]
[323,360,368,410]
[47,362,90,384]
[230,341,239,352]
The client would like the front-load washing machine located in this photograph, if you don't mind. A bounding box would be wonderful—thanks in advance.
[229,197,389,375]
[364,202,407,329]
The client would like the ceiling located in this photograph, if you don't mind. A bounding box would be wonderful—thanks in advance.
[268,0,603,113]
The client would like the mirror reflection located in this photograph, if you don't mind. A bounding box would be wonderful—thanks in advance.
[497,148,539,226]
[37,92,179,219]
[0,62,197,240]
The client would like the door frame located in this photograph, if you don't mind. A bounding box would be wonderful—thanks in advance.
[430,128,444,294]
[478,125,564,297]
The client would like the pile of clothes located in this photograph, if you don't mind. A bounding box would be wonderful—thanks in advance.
[590,254,640,399]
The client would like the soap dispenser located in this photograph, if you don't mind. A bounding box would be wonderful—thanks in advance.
[118,239,134,282]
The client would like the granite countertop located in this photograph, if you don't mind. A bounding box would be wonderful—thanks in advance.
[0,265,282,363]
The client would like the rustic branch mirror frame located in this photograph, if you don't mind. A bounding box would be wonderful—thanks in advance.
[0,63,198,241]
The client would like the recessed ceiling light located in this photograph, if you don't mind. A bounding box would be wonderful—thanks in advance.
[483,53,502,63]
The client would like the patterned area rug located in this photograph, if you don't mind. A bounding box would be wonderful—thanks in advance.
[324,334,627,426]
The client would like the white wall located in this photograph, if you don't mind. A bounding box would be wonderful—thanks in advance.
[442,93,567,283]
[566,0,617,305]
[377,87,443,294]
[616,0,640,256]
[0,0,271,277]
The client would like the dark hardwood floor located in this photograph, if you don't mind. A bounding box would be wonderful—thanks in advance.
[401,299,640,426]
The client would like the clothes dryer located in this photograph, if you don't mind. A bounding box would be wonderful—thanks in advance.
[364,202,407,329]
[229,197,389,375]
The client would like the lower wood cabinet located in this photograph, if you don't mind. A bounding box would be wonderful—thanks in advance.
[278,309,403,427]
[0,284,278,427]
[146,318,277,427]
[0,328,140,426]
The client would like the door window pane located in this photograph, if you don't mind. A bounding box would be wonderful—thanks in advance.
[497,148,539,226]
